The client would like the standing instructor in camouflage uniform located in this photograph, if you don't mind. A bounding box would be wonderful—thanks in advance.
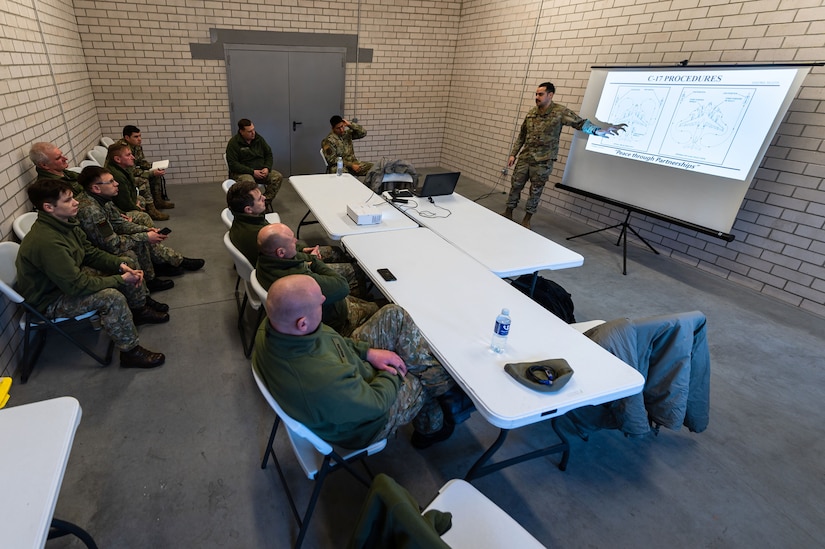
[504,82,626,229]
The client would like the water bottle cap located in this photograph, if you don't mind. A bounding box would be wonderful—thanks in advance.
[501,308,509,315]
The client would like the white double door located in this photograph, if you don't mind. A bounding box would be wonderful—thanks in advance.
[226,45,345,176]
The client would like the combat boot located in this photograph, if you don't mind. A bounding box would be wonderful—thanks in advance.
[120,345,165,368]
[502,207,514,220]
[152,185,175,209]
[131,305,170,325]
[521,213,532,229]
[146,203,169,221]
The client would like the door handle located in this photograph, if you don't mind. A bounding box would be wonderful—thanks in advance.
[293,121,302,131]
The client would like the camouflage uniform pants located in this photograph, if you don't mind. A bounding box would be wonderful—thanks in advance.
[45,288,139,351]
[351,305,455,438]
[328,262,368,298]
[108,240,181,278]
[79,266,148,309]
[315,245,367,297]
[149,242,183,268]
[317,245,348,263]
[123,210,154,228]
[341,296,379,337]
[134,174,155,206]
[148,175,164,200]
[348,161,374,177]
[507,159,555,214]
[234,171,283,200]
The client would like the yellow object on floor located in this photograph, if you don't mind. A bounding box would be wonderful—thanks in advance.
[0,377,11,408]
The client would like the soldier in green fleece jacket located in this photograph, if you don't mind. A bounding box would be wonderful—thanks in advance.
[255,223,378,336]
[252,274,455,450]
[15,179,169,368]
[104,142,155,228]
[225,118,283,201]
[28,142,83,196]
[226,180,367,295]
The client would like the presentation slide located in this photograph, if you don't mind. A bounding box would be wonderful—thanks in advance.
[585,68,798,181]
[562,65,812,235]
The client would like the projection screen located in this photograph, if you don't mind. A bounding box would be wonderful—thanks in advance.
[560,64,813,236]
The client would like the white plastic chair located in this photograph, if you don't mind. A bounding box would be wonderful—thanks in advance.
[221,207,280,230]
[99,136,114,147]
[221,208,233,230]
[67,166,82,174]
[249,268,269,305]
[380,172,414,194]
[571,320,606,333]
[12,212,37,241]
[319,148,328,171]
[223,152,229,177]
[223,232,262,357]
[424,479,546,548]
[87,148,106,166]
[221,178,236,193]
[80,159,100,168]
[251,363,387,548]
[0,242,114,383]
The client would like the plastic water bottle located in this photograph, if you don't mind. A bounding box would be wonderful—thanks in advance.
[491,308,511,353]
[336,156,343,176]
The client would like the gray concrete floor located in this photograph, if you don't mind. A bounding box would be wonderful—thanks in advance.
[7,172,825,548]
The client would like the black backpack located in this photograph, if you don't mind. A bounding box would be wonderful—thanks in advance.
[511,275,576,323]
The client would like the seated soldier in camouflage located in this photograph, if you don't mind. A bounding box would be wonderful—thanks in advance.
[118,125,174,215]
[104,142,156,228]
[321,115,374,176]
[253,274,456,449]
[225,118,283,203]
[28,142,84,196]
[16,179,169,368]
[255,223,378,336]
[75,166,204,289]
[226,180,366,295]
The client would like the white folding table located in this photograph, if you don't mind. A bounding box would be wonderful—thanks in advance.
[0,396,97,548]
[341,229,644,479]
[385,191,584,277]
[289,173,418,240]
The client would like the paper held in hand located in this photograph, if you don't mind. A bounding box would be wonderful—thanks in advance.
[151,160,169,171]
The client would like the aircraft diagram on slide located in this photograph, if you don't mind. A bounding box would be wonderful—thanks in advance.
[660,88,754,164]
[602,87,669,152]
[600,85,755,166]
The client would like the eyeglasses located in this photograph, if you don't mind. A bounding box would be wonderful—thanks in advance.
[527,365,557,386]
[97,179,116,185]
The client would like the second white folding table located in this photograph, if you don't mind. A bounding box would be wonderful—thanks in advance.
[341,228,643,478]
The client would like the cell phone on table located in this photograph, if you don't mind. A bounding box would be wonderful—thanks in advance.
[158,227,172,235]
[377,268,397,282]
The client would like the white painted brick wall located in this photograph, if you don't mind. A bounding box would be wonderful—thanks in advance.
[442,0,825,318]
[0,0,102,376]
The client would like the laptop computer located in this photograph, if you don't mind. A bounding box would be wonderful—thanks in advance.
[413,172,460,197]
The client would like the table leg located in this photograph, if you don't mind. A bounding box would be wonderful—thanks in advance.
[464,418,570,481]
[528,271,539,298]
[296,209,318,239]
[49,517,98,549]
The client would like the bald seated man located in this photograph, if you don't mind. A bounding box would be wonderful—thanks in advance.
[255,223,377,336]
[253,274,456,450]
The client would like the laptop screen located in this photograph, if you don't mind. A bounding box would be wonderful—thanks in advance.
[416,172,460,197]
